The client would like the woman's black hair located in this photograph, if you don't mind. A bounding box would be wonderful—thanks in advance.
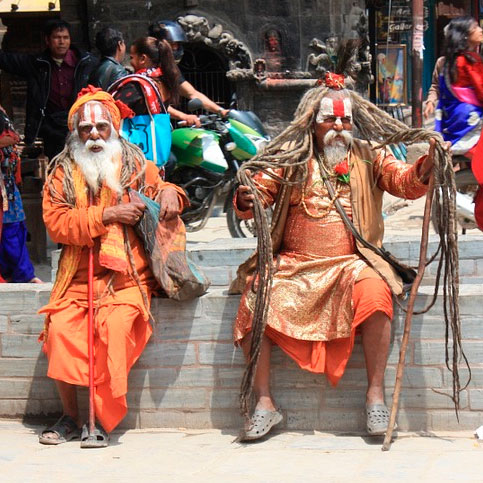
[444,16,481,83]
[131,37,180,106]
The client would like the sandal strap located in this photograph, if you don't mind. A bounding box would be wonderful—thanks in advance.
[42,415,78,438]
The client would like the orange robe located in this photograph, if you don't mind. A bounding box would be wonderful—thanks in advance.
[234,151,428,385]
[39,160,187,433]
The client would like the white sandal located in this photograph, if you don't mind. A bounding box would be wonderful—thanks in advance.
[241,408,283,441]
[366,403,396,435]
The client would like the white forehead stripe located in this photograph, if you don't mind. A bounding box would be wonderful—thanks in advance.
[78,101,109,127]
[87,102,105,124]
[316,97,352,123]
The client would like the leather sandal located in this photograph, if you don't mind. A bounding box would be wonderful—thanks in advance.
[39,415,81,445]
[366,403,396,435]
[241,408,283,441]
[80,423,109,448]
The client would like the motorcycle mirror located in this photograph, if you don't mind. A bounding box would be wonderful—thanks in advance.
[187,98,203,112]
[230,93,238,109]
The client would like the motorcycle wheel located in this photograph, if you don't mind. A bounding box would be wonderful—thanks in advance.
[226,195,273,238]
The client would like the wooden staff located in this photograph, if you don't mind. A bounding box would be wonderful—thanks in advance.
[87,190,96,437]
[382,175,435,451]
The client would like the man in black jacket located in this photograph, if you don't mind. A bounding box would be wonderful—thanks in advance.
[89,27,128,91]
[0,19,98,160]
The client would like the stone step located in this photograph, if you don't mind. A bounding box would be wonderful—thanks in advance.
[188,235,483,267]
[186,235,483,286]
[50,235,483,286]
[0,283,482,432]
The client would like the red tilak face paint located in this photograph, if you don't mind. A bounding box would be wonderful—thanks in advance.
[316,96,352,124]
[77,101,113,145]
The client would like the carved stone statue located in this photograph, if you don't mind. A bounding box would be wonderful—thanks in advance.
[306,37,338,74]
[177,14,252,70]
[253,58,267,80]
[263,29,282,72]
[177,14,210,43]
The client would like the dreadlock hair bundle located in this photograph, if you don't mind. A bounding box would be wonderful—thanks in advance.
[45,135,153,324]
[46,135,147,207]
[237,83,469,419]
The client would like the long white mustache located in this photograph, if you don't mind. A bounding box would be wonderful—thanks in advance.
[84,138,107,150]
[323,129,353,147]
[69,132,122,195]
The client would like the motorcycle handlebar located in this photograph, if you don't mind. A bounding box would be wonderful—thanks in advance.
[177,114,225,129]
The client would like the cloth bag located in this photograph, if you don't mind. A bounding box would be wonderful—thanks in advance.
[120,112,171,168]
[129,189,210,300]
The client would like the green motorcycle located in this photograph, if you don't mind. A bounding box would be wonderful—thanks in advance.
[166,99,270,237]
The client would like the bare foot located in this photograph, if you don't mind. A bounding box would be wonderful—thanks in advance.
[254,395,277,412]
[29,277,44,284]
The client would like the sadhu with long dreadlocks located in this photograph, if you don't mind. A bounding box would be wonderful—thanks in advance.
[230,72,444,441]
[37,86,188,447]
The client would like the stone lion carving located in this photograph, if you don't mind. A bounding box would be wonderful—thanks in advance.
[306,37,338,74]
[177,14,210,43]
[177,14,252,70]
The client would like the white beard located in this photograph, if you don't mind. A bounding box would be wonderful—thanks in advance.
[69,132,123,195]
[323,130,353,169]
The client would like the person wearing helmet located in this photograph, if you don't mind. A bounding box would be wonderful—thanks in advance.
[148,20,229,125]
[148,20,187,63]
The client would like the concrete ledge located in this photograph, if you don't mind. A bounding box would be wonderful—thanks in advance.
[0,281,482,432]
[49,235,483,286]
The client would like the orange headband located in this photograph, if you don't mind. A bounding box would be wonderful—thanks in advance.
[68,85,134,131]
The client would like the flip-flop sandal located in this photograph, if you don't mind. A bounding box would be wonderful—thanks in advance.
[240,408,283,441]
[366,403,397,435]
[80,423,109,448]
[39,415,81,445]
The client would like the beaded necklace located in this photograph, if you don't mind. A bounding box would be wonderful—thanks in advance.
[300,152,349,219]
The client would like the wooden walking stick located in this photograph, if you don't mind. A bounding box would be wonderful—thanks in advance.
[87,190,96,438]
[382,174,435,451]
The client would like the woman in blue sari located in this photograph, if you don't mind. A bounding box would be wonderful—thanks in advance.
[435,16,483,157]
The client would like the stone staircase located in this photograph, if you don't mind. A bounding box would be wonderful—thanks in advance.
[1,234,483,433]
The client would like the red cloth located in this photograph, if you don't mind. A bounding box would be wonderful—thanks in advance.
[454,53,483,220]
[48,49,78,112]
[454,53,483,104]
[474,186,483,231]
[44,296,151,433]
[262,278,393,386]
[472,132,483,184]
[40,160,188,432]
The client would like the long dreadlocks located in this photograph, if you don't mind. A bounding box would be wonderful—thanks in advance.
[46,134,147,207]
[237,82,468,419]
[45,134,152,315]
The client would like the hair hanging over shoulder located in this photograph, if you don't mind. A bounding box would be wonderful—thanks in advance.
[46,134,147,208]
[131,36,180,106]
[443,16,482,83]
[236,69,467,423]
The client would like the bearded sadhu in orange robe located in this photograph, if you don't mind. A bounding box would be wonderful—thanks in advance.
[38,87,188,447]
[230,77,437,441]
